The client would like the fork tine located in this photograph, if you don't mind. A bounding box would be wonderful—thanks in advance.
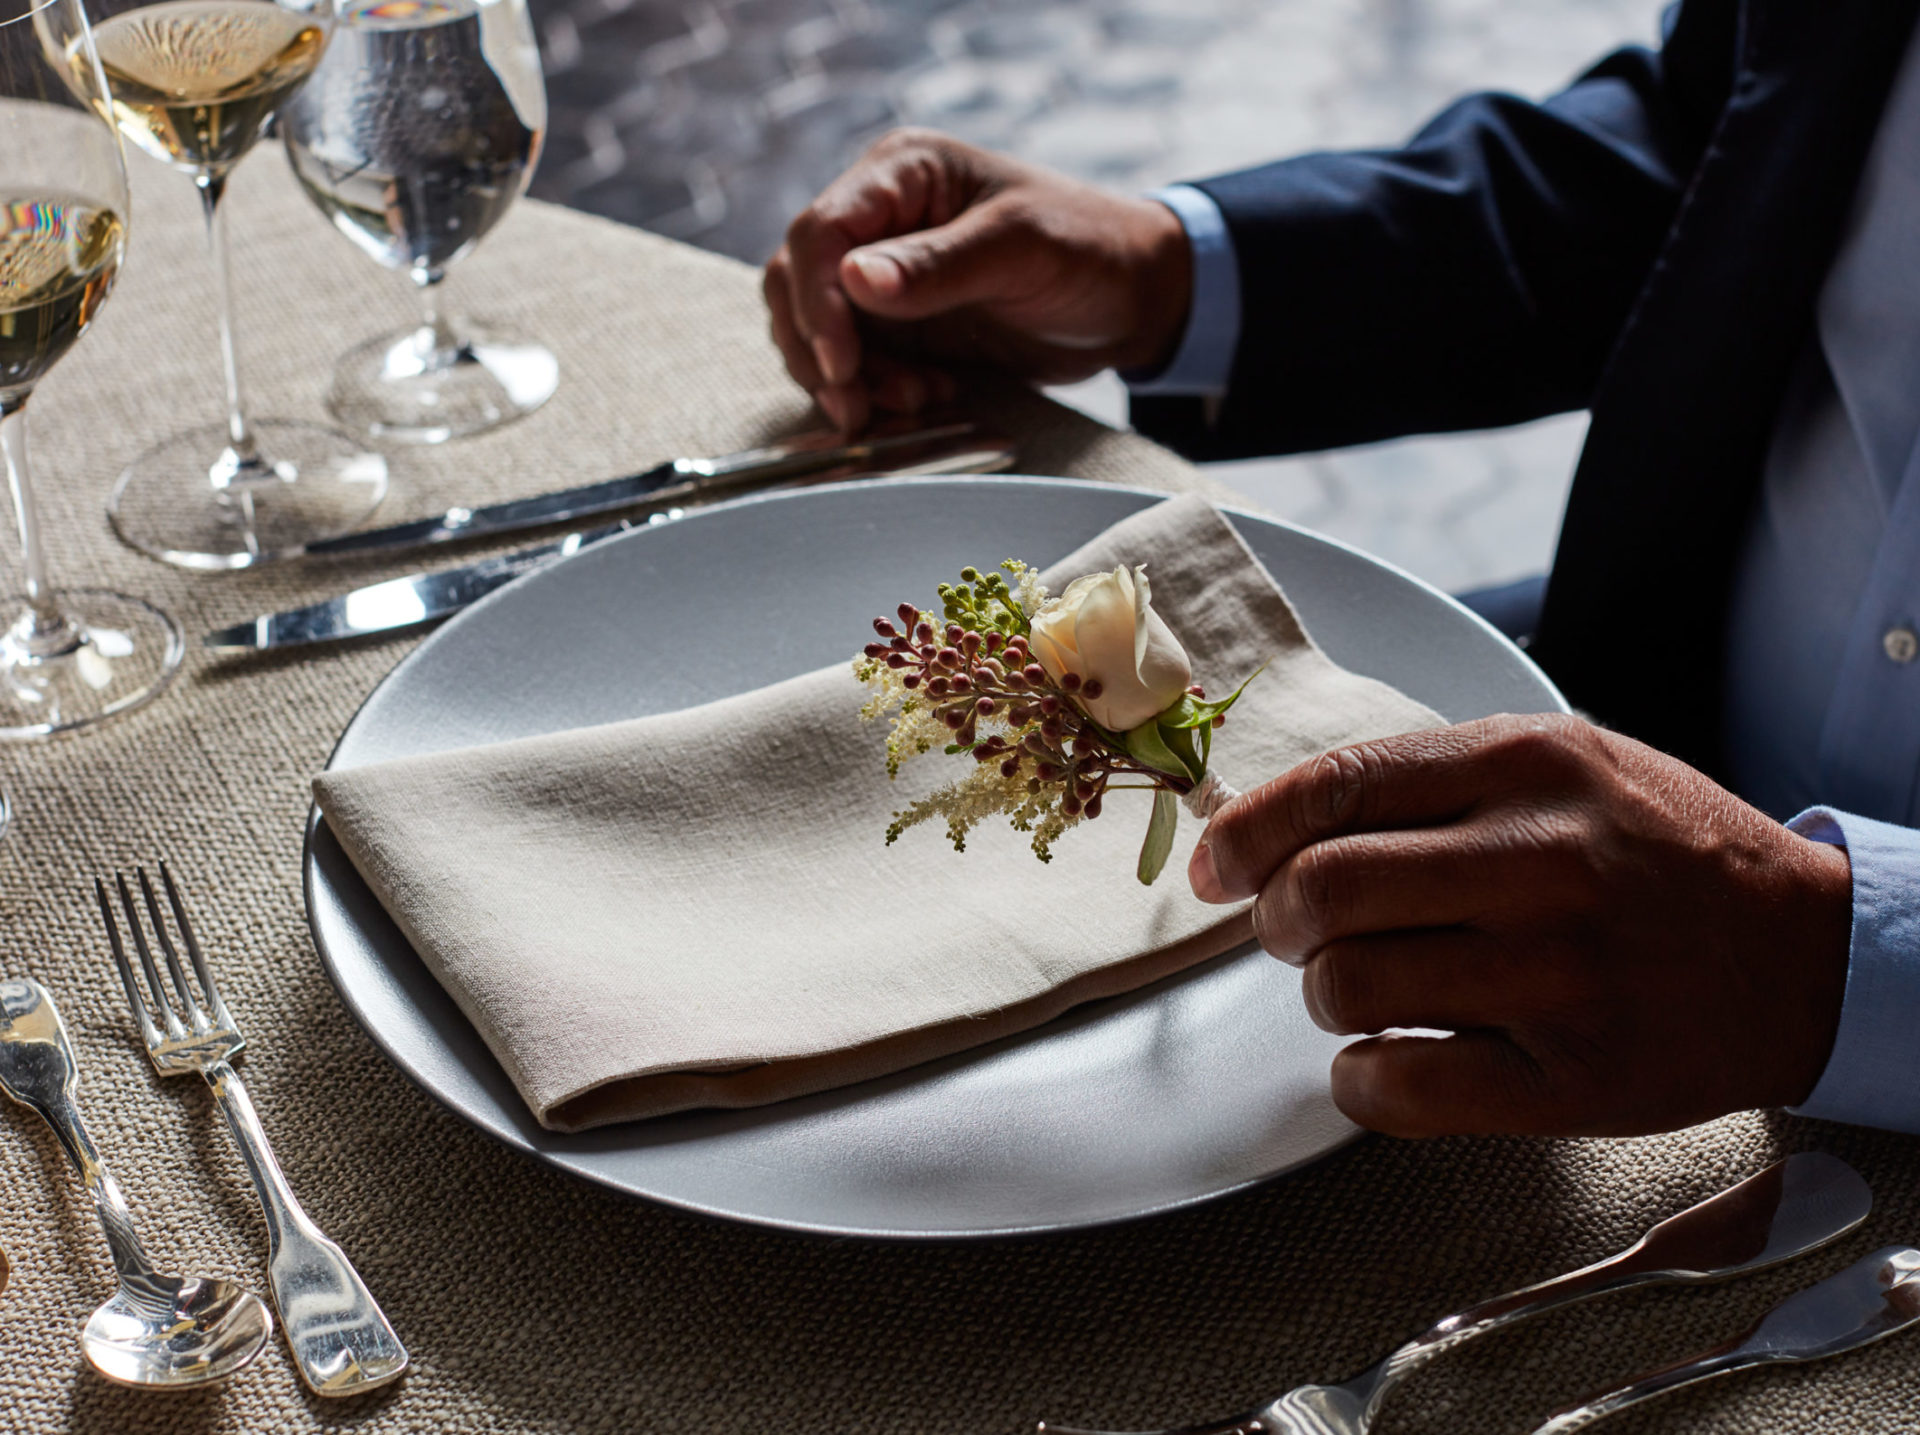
[158,861,234,1031]
[136,865,202,1027]
[96,877,164,1050]
[115,871,187,1041]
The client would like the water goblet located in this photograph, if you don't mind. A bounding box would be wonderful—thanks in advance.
[280,0,555,444]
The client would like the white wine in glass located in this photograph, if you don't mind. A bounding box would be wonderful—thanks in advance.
[92,0,326,169]
[0,0,181,743]
[55,0,390,569]
[281,0,555,444]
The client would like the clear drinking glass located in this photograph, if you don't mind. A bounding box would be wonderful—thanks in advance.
[80,0,389,568]
[0,0,181,741]
[279,0,555,445]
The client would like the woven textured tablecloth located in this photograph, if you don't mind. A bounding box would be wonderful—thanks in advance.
[0,152,1915,1435]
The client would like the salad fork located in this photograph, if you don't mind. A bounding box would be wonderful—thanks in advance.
[97,864,408,1396]
[1037,1152,1869,1435]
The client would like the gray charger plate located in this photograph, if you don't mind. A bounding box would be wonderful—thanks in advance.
[306,476,1567,1239]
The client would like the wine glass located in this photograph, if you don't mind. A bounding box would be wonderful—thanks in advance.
[279,0,555,445]
[0,0,181,741]
[71,0,390,568]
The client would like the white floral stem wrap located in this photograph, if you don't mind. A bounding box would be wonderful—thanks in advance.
[1182,772,1238,821]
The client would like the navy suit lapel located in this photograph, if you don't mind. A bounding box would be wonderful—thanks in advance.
[1535,0,1920,772]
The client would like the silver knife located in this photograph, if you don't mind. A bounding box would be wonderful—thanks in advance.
[205,434,1015,654]
[295,419,982,558]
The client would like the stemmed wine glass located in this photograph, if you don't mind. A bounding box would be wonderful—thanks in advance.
[0,0,181,743]
[77,0,389,568]
[280,0,555,444]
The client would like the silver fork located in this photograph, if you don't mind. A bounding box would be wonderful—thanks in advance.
[1036,1152,1871,1435]
[98,863,408,1397]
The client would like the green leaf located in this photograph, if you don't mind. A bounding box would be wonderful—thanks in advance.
[1160,721,1204,781]
[1124,720,1198,782]
[1158,661,1272,729]
[1137,789,1179,885]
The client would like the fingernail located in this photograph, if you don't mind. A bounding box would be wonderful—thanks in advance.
[1189,839,1223,902]
[847,248,905,298]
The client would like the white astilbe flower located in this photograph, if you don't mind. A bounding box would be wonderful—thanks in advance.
[883,756,1080,862]
[853,653,948,778]
[1003,559,1049,619]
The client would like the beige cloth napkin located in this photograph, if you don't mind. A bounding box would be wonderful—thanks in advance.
[313,496,1444,1131]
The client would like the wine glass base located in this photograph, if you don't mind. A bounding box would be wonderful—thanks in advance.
[0,590,183,740]
[328,323,558,444]
[109,419,390,570]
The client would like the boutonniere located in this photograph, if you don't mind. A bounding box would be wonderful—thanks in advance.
[856,561,1261,884]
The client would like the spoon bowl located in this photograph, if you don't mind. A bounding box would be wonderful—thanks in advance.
[82,1274,273,1389]
[0,979,272,1390]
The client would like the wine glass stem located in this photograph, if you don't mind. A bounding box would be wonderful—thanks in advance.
[412,267,461,358]
[0,399,69,638]
[198,171,260,469]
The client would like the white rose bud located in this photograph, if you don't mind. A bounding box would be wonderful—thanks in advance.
[1028,564,1192,732]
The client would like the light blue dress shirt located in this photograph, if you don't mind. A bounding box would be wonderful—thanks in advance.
[1134,29,1920,1130]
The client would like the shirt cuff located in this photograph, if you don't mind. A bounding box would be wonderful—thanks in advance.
[1787,806,1920,1134]
[1122,184,1242,398]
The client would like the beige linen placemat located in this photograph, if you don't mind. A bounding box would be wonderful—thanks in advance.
[312,495,1442,1130]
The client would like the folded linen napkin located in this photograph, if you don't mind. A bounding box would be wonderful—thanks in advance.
[314,496,1444,1131]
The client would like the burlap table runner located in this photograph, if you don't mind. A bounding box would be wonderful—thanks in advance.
[0,153,1914,1435]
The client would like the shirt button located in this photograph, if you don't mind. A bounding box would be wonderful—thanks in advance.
[1885,626,1919,664]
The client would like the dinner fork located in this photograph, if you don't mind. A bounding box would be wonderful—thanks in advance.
[1036,1152,1870,1435]
[98,864,408,1396]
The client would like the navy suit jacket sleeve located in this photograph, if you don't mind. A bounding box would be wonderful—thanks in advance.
[1131,0,1739,461]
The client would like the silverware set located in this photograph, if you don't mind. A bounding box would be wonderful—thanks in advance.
[1039,1152,1920,1435]
[205,418,1017,655]
[0,866,406,1395]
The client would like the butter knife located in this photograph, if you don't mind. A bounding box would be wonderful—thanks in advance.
[205,434,1014,654]
[295,418,982,558]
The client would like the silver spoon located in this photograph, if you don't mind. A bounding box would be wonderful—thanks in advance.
[1039,1151,1872,1435]
[0,978,272,1388]
[1530,1244,1920,1431]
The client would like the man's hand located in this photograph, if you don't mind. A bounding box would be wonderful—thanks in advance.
[763,129,1194,431]
[1189,714,1854,1138]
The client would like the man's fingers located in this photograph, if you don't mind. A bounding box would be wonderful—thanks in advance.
[841,197,1048,322]
[792,243,861,386]
[1248,821,1558,962]
[1330,1031,1551,1137]
[784,133,969,387]
[816,381,869,434]
[1300,929,1560,1035]
[1193,715,1600,903]
[863,353,943,415]
[763,256,824,392]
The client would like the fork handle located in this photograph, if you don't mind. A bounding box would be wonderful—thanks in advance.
[205,1060,408,1396]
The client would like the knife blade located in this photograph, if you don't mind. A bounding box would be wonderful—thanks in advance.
[204,435,1015,654]
[295,418,982,559]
